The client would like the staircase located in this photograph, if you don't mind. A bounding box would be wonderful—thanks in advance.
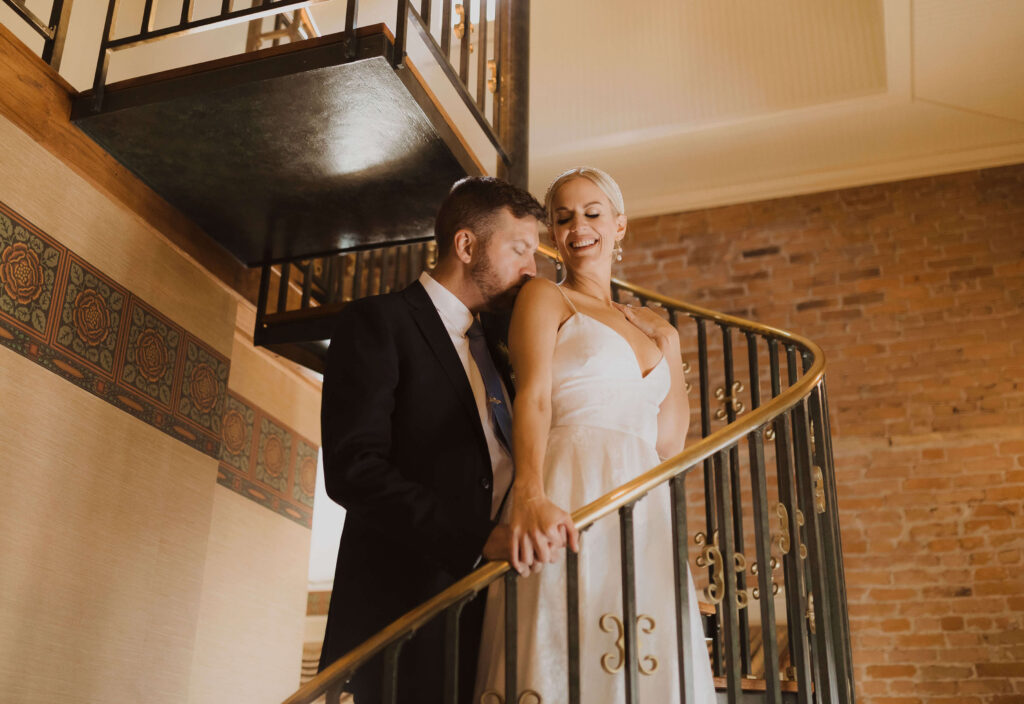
[1,0,853,699]
[272,243,854,704]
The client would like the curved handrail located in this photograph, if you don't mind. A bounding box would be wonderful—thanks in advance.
[285,247,827,703]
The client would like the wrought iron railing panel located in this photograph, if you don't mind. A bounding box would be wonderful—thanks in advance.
[274,243,854,704]
[82,0,519,175]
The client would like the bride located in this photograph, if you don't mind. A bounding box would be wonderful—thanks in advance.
[475,167,717,703]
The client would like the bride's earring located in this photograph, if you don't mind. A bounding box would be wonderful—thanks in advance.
[612,241,623,262]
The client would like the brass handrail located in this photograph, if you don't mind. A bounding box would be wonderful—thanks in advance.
[284,245,826,704]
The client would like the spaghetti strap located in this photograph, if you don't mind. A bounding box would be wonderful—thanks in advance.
[554,283,579,314]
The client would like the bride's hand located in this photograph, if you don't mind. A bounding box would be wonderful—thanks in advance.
[508,494,580,576]
[614,302,679,350]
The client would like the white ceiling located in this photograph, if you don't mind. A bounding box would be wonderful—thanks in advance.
[526,0,1024,217]
[5,0,1022,219]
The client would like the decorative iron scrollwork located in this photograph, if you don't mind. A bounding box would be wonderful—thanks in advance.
[813,466,827,514]
[765,426,776,441]
[774,503,790,555]
[454,4,476,43]
[751,555,780,599]
[487,60,498,93]
[714,381,745,420]
[795,508,807,559]
[681,359,692,392]
[598,614,658,675]
[695,532,748,607]
[695,531,724,604]
[806,593,816,635]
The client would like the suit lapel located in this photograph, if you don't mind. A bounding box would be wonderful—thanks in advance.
[403,281,485,432]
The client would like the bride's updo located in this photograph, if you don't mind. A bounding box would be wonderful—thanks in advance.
[543,166,626,226]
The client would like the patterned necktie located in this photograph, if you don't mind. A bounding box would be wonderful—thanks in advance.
[466,318,513,454]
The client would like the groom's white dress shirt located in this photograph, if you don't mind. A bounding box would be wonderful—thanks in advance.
[419,272,513,519]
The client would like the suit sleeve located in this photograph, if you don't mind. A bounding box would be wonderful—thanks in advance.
[321,300,495,576]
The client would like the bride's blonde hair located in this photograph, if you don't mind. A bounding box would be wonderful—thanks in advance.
[543,167,626,226]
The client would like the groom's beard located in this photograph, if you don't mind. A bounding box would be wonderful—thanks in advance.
[472,249,532,312]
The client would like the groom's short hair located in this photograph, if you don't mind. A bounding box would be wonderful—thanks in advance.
[434,177,545,258]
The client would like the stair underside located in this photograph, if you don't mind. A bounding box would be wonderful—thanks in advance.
[71,25,480,266]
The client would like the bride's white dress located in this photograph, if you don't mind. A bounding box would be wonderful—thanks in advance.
[475,292,717,703]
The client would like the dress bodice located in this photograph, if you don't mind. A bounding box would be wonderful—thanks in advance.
[550,312,670,449]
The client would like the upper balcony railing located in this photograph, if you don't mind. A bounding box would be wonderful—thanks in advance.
[79,0,527,180]
[275,243,855,704]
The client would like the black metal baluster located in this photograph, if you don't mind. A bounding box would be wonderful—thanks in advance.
[504,570,518,703]
[180,0,193,26]
[393,0,408,67]
[720,324,752,675]
[42,0,73,69]
[769,340,811,703]
[817,377,855,704]
[380,247,393,294]
[140,0,155,33]
[714,447,741,703]
[337,254,349,302]
[490,0,501,133]
[405,243,416,287]
[371,248,383,295]
[695,318,721,675]
[301,261,312,309]
[566,548,581,704]
[476,0,488,109]
[785,346,823,695]
[352,251,365,299]
[619,504,639,704]
[91,0,120,109]
[791,394,839,704]
[440,0,452,57]
[458,0,471,83]
[345,0,359,58]
[277,262,291,313]
[443,599,470,704]
[325,682,344,704]
[382,636,412,704]
[746,333,784,703]
[670,473,696,703]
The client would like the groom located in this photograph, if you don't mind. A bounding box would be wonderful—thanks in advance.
[318,177,547,703]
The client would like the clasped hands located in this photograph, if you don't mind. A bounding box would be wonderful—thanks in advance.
[482,494,580,577]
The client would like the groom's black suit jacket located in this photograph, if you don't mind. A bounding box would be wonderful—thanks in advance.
[318,280,512,704]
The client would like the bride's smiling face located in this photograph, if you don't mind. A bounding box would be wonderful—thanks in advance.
[549,177,626,269]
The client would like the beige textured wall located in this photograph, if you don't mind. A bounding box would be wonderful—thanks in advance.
[0,104,317,702]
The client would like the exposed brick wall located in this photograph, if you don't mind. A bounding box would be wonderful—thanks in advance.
[619,164,1024,703]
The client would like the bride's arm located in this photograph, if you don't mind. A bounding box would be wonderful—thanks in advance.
[617,304,692,459]
[506,278,581,575]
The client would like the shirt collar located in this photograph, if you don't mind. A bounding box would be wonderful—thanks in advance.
[419,272,475,338]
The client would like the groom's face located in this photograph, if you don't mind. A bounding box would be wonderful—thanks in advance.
[471,208,540,312]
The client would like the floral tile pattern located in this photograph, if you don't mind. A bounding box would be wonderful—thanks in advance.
[255,415,292,493]
[120,298,182,409]
[293,440,318,508]
[177,336,229,434]
[0,200,317,528]
[220,392,256,472]
[0,205,65,339]
[53,256,127,376]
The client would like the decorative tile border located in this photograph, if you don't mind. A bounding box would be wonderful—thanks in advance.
[0,200,316,528]
[216,391,315,527]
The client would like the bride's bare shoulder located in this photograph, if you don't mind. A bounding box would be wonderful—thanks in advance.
[513,277,571,321]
